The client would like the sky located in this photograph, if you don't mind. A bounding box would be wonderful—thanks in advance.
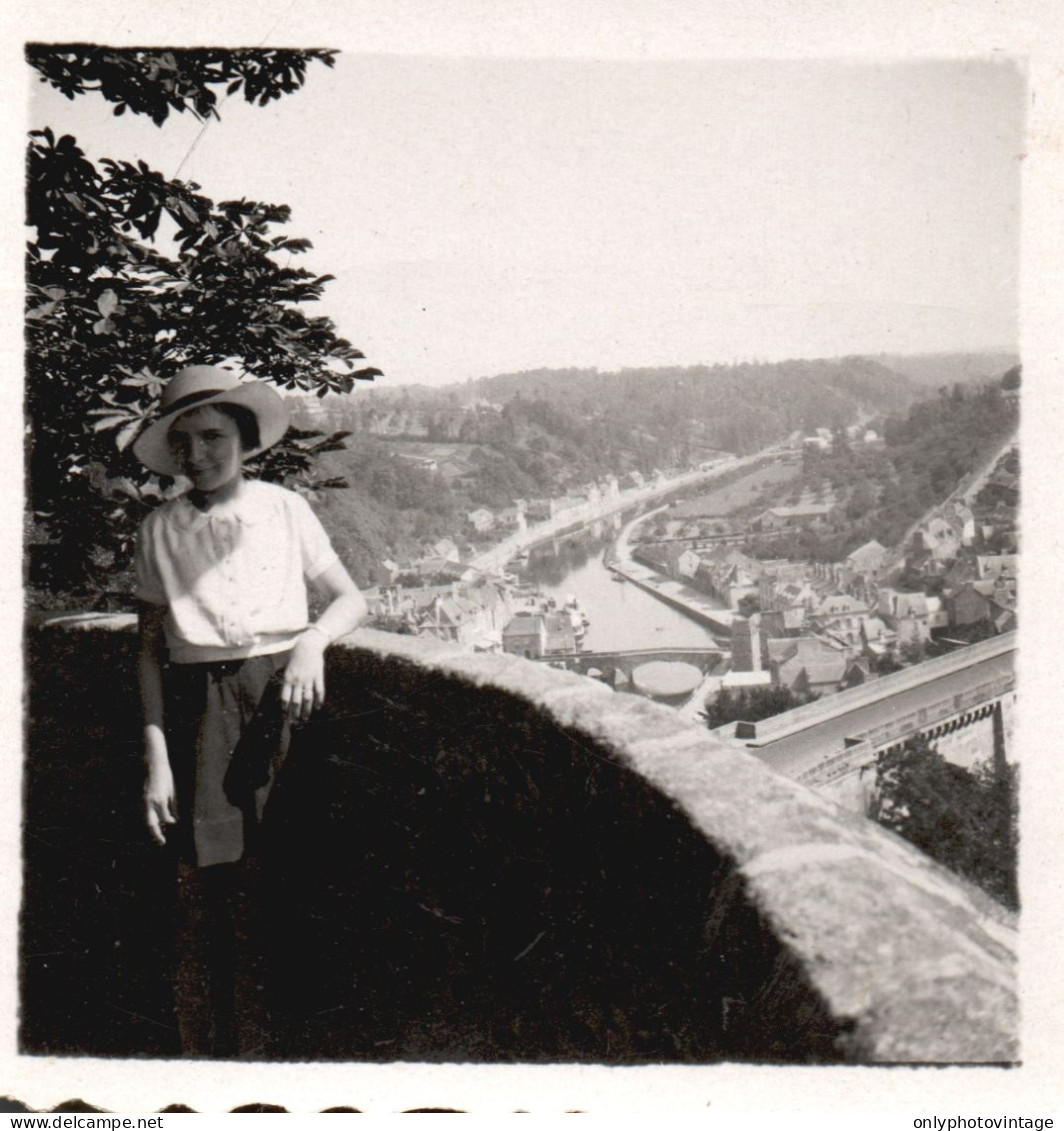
[28,53,1024,388]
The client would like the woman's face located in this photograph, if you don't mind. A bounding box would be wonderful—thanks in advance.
[167,405,244,494]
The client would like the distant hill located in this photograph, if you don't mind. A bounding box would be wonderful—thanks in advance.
[288,354,1009,584]
[870,351,1019,387]
[298,356,920,457]
[465,357,917,415]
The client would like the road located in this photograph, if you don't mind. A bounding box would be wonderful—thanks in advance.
[718,632,1016,778]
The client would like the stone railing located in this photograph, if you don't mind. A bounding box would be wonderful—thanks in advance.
[24,614,1017,1063]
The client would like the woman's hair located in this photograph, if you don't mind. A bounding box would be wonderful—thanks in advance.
[212,402,261,453]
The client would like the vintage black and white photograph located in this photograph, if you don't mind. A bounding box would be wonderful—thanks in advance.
[8,0,1064,1117]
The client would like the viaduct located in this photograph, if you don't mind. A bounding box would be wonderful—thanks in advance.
[710,632,1016,811]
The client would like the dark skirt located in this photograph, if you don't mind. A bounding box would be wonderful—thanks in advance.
[164,650,293,869]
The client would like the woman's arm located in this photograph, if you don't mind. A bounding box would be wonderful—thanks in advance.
[282,561,367,722]
[137,601,177,845]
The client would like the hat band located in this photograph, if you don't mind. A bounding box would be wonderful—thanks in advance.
[159,387,234,421]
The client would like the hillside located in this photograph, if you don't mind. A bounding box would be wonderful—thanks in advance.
[288,354,1015,586]
[297,356,919,462]
[871,351,1019,387]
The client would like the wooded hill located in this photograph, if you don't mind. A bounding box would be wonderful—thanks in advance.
[869,351,1019,388]
[298,356,919,466]
[287,357,933,586]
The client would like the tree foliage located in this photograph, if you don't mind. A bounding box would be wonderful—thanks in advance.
[702,683,815,730]
[26,46,380,601]
[867,736,1018,911]
[27,45,337,125]
[750,377,1016,563]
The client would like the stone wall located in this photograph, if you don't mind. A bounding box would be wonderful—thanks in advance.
[23,615,1017,1063]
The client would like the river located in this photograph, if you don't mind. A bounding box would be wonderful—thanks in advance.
[515,518,723,653]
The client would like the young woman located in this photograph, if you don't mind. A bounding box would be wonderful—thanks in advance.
[133,365,366,1057]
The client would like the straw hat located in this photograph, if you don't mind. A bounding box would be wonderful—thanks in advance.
[132,366,289,476]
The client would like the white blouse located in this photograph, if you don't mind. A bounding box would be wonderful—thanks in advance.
[135,479,340,664]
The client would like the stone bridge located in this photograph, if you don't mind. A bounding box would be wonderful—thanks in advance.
[24,615,1016,1072]
[546,646,724,684]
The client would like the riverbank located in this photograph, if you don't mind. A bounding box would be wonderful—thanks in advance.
[469,452,779,576]
[608,504,736,636]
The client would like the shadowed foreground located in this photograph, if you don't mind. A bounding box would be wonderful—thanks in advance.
[23,617,1017,1063]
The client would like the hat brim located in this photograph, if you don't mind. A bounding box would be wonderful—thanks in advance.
[132,382,290,477]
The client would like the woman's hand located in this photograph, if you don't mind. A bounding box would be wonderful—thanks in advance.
[281,629,327,723]
[144,742,177,846]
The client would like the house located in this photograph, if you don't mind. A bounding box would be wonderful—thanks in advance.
[414,556,478,584]
[720,669,773,692]
[524,498,555,522]
[946,501,976,545]
[808,594,875,651]
[767,635,848,694]
[812,593,870,625]
[501,610,575,659]
[467,508,494,534]
[976,554,1019,582]
[756,504,835,531]
[495,505,527,532]
[878,589,936,642]
[502,612,547,658]
[663,545,701,579]
[845,540,889,578]
[860,615,897,654]
[918,514,962,563]
[430,538,461,562]
[944,584,994,628]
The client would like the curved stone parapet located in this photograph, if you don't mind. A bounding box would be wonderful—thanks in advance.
[24,615,1017,1064]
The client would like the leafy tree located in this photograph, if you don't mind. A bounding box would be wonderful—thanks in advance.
[898,629,926,666]
[703,683,815,730]
[27,45,338,124]
[867,736,1018,911]
[736,593,760,617]
[26,45,380,601]
[870,650,903,676]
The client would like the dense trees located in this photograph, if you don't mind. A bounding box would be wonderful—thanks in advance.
[26,46,378,601]
[286,356,1016,588]
[749,375,1017,563]
[867,736,1018,911]
[702,684,815,730]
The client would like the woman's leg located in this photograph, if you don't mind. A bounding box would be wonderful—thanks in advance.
[173,857,230,1057]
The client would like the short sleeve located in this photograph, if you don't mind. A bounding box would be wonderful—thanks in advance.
[133,517,167,606]
[292,494,340,581]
